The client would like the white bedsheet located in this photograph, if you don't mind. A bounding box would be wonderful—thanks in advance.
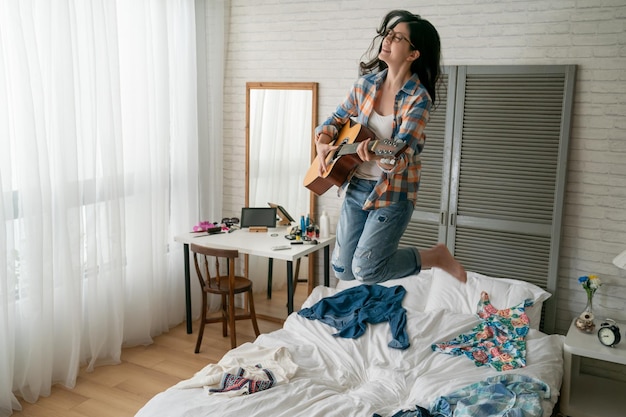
[135,284,564,417]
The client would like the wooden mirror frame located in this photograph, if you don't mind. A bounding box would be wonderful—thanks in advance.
[245,81,318,296]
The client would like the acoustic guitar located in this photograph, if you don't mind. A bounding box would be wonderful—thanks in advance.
[303,121,407,195]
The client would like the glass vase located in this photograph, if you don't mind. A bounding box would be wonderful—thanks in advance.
[574,292,595,332]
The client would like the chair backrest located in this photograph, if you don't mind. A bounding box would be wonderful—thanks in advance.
[190,244,240,290]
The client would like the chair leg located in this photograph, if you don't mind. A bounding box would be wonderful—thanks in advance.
[247,289,261,337]
[195,292,208,354]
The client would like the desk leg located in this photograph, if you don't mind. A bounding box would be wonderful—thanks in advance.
[267,258,273,299]
[324,245,330,287]
[184,243,192,334]
[287,260,294,314]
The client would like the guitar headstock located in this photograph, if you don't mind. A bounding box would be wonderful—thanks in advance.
[369,138,407,157]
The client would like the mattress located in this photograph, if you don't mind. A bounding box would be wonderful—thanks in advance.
[135,268,564,417]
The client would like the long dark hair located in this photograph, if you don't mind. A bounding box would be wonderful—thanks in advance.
[360,10,442,105]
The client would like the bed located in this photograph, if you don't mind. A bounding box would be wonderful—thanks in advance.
[135,268,564,417]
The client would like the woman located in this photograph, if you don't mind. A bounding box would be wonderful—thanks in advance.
[315,10,466,285]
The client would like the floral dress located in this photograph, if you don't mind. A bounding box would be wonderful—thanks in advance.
[431,291,532,371]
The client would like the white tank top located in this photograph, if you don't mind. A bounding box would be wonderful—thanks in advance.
[354,111,394,180]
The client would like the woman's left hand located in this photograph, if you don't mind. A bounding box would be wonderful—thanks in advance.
[357,138,396,171]
[356,138,374,161]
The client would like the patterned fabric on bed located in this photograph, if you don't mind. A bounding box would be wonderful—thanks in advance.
[430,374,550,417]
[373,374,549,417]
[209,366,276,395]
[431,291,531,371]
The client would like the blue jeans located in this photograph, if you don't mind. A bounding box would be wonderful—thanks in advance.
[332,177,421,284]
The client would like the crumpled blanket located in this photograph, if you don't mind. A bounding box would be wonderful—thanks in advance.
[429,374,550,417]
[432,291,532,371]
[170,343,298,396]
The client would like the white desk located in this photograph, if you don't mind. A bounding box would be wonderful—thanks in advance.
[560,318,626,417]
[174,228,335,334]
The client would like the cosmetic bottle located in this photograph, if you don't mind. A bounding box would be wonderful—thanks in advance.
[319,211,329,239]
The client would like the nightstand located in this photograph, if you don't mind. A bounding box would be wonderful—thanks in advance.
[560,318,626,417]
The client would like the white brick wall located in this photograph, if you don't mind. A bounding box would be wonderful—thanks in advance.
[213,0,626,336]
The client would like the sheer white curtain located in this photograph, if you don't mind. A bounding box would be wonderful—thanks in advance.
[0,0,199,414]
[198,0,228,221]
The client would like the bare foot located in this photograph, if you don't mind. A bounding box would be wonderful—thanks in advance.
[419,243,467,283]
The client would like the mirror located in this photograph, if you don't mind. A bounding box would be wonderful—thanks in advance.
[245,82,318,318]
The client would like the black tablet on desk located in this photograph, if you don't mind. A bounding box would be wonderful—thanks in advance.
[240,207,277,228]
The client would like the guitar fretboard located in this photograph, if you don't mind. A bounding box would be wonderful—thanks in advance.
[336,139,403,157]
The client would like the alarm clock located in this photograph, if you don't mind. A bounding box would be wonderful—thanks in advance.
[597,319,621,347]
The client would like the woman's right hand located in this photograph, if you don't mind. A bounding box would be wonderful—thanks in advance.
[316,134,337,176]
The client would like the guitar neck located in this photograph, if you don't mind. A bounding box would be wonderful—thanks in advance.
[336,140,379,157]
[337,138,404,158]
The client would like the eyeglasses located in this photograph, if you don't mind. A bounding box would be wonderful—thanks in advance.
[382,29,415,49]
[221,217,239,227]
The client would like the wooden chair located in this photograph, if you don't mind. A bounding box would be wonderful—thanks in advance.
[191,244,260,352]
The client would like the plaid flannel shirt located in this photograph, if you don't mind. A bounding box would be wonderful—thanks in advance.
[315,69,431,210]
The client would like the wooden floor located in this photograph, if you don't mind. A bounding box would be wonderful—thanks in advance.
[10,284,308,417]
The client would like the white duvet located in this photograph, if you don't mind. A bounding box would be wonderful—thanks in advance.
[135,278,564,417]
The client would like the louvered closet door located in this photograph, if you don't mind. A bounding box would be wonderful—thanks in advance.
[447,65,576,332]
[399,69,455,250]
[399,65,575,333]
